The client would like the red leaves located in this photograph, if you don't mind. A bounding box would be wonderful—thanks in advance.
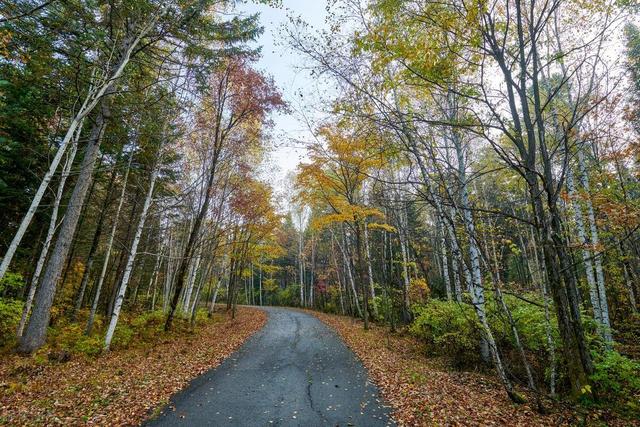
[0,308,267,426]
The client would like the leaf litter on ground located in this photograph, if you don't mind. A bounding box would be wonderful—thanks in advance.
[0,307,267,426]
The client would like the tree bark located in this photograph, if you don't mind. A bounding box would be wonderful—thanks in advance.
[85,153,133,336]
[16,123,82,337]
[104,162,158,350]
[19,104,109,353]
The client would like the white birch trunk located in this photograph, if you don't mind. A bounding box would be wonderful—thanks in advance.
[439,217,452,301]
[299,231,304,307]
[104,165,158,350]
[335,229,361,316]
[182,250,201,315]
[577,150,612,343]
[447,90,491,363]
[85,154,132,335]
[567,166,602,325]
[258,264,263,306]
[331,236,346,315]
[17,125,82,337]
[363,222,376,300]
[398,221,411,313]
[210,279,222,313]
[162,232,174,313]
[445,216,465,302]
[150,252,162,312]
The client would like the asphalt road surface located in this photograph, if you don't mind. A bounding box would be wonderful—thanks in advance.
[146,307,394,427]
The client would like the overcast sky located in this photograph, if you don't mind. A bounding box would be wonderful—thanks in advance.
[237,1,331,192]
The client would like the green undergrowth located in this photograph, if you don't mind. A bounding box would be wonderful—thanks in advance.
[1,307,223,359]
[408,296,640,419]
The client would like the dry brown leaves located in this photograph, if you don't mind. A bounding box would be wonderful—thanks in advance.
[0,307,267,426]
[311,312,636,427]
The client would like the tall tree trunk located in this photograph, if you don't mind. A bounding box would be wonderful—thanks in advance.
[258,264,263,306]
[59,154,103,293]
[164,147,222,331]
[16,124,82,337]
[331,236,346,315]
[398,218,412,322]
[577,150,612,343]
[449,107,490,362]
[363,221,376,300]
[85,153,133,335]
[104,163,158,350]
[438,216,452,301]
[299,229,305,307]
[182,248,201,316]
[355,222,369,330]
[567,167,603,326]
[339,228,362,317]
[72,161,118,320]
[19,104,109,353]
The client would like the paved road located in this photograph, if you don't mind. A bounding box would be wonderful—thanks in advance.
[147,307,393,427]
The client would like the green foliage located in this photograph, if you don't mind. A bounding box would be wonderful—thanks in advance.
[112,310,175,349]
[0,272,24,296]
[0,298,22,347]
[410,295,562,377]
[488,294,559,353]
[72,334,102,356]
[111,323,135,350]
[194,308,209,325]
[615,313,640,360]
[587,351,640,417]
[130,310,165,341]
[372,289,401,326]
[410,300,481,367]
[269,284,298,307]
[323,301,339,314]
[49,323,101,356]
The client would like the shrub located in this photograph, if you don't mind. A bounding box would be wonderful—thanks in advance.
[0,298,22,347]
[193,308,209,325]
[484,293,560,357]
[131,310,165,341]
[588,350,640,417]
[273,285,297,307]
[73,334,102,356]
[47,322,100,356]
[505,295,559,352]
[323,301,338,314]
[111,323,134,350]
[373,291,401,326]
[410,300,481,367]
[0,272,24,297]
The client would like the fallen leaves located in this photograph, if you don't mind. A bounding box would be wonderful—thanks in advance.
[0,307,267,426]
[311,312,638,427]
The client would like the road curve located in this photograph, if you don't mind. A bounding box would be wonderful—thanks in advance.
[146,307,394,427]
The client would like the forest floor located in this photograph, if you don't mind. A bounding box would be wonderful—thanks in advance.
[0,306,267,426]
[311,311,637,427]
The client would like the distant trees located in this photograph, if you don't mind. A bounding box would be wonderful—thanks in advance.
[283,0,640,408]
[163,57,285,331]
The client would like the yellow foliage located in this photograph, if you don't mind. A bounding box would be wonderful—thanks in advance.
[296,121,394,234]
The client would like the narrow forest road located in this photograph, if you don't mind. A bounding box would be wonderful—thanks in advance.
[146,307,394,427]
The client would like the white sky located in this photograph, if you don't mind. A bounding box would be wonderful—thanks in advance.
[238,1,331,191]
